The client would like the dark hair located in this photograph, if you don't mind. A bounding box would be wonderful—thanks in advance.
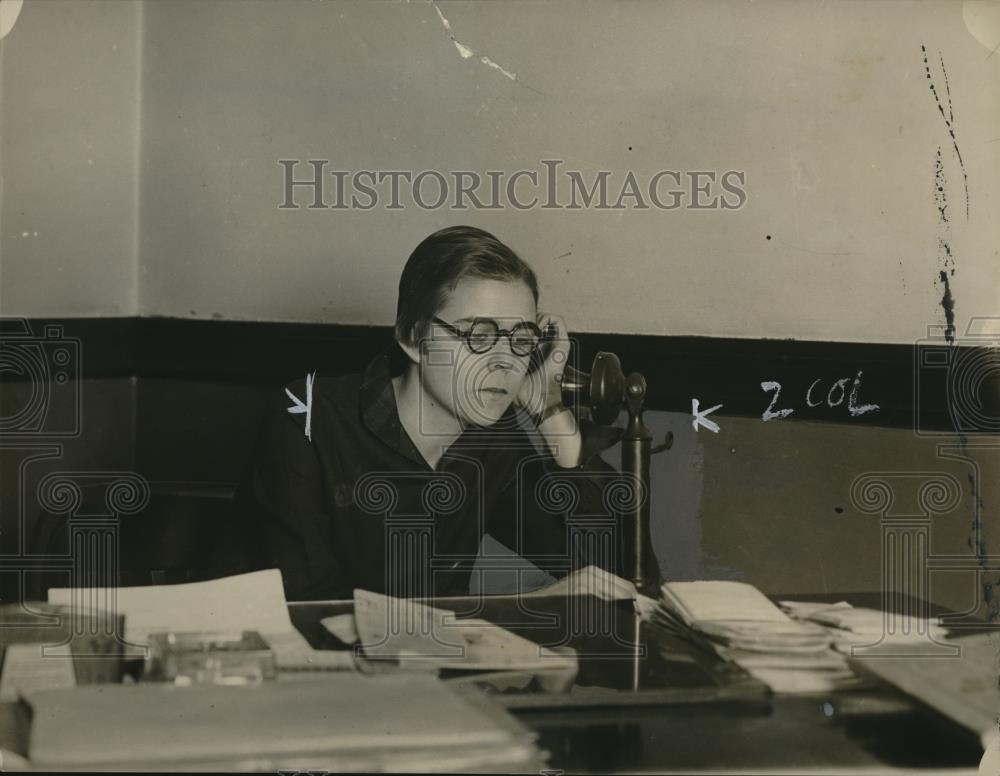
[394,226,539,347]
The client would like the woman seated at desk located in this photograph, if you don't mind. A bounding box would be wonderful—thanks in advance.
[235,226,627,601]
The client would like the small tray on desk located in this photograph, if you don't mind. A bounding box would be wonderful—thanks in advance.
[144,630,277,685]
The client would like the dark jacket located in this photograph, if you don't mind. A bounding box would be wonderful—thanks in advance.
[234,346,626,601]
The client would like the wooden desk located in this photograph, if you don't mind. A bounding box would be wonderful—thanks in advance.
[0,592,985,772]
[290,592,985,773]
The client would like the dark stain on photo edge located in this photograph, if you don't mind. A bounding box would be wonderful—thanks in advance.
[937,269,955,341]
[921,46,997,621]
[933,146,956,344]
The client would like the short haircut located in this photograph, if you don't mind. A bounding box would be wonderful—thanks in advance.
[394,226,540,347]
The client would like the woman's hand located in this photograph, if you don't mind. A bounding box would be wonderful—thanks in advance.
[515,312,570,425]
[515,312,583,467]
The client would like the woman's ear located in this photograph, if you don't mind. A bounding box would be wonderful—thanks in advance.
[395,331,421,365]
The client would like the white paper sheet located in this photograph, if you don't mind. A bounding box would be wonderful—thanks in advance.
[47,568,349,670]
[48,568,292,647]
[660,580,791,626]
[353,589,577,673]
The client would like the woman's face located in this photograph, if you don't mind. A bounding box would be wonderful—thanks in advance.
[417,277,537,429]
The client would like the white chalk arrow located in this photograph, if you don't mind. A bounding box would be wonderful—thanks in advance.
[691,398,723,434]
[286,370,316,441]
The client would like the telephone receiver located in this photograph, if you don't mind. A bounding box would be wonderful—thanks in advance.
[527,322,626,425]
[559,352,626,425]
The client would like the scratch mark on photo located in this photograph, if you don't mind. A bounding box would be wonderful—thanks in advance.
[922,45,969,218]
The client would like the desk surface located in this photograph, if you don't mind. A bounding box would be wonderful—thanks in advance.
[0,592,986,773]
[286,591,986,773]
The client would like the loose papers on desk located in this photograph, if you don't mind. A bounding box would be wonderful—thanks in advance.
[47,568,354,672]
[338,589,578,691]
[778,599,951,655]
[650,580,865,694]
[22,672,544,771]
[847,632,1000,749]
[523,564,663,619]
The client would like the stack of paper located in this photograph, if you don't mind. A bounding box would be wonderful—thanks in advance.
[779,600,952,655]
[23,672,545,771]
[651,581,864,693]
[47,569,355,672]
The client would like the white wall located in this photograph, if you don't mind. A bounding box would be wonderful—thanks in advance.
[2,1,997,343]
[136,0,998,343]
[0,0,142,317]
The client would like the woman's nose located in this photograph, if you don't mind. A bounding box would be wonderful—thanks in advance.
[488,334,517,360]
[487,358,514,372]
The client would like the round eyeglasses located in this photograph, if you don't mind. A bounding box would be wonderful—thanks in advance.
[431,316,543,357]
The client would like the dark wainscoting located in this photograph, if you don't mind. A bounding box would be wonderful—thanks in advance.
[3,312,984,502]
[0,318,968,430]
[3,315,972,429]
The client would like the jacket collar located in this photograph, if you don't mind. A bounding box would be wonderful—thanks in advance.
[359,345,429,468]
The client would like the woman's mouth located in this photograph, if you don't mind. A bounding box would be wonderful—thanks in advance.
[477,387,510,402]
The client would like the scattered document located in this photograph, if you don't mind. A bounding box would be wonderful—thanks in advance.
[650,580,865,694]
[48,569,289,646]
[352,589,578,678]
[321,612,360,644]
[47,569,354,671]
[354,589,466,662]
[779,600,951,654]
[849,632,1000,748]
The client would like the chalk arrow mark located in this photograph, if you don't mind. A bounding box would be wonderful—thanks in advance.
[286,370,316,441]
[691,398,723,434]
